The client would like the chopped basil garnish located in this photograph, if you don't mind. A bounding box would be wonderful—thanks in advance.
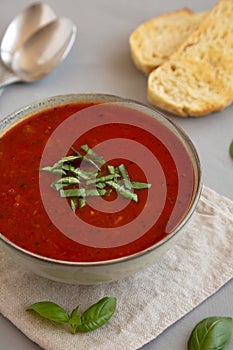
[106,180,138,202]
[81,144,105,166]
[41,144,151,211]
[118,163,132,190]
[131,181,152,189]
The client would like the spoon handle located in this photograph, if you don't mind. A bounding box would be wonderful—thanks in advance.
[0,59,20,89]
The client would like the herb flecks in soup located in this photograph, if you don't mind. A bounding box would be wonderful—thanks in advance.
[41,144,151,212]
[0,102,194,261]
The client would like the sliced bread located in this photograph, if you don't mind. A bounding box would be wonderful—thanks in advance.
[129,9,206,75]
[147,0,233,117]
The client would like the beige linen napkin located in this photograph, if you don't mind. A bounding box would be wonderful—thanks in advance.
[0,185,233,350]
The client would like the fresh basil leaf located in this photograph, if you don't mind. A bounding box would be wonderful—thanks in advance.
[188,316,233,350]
[68,306,82,334]
[27,301,70,324]
[229,140,233,159]
[79,297,116,333]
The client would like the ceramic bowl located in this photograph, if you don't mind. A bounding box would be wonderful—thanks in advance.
[0,94,202,284]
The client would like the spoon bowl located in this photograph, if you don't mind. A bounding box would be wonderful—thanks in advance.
[0,3,57,69]
[11,18,77,82]
[0,3,76,89]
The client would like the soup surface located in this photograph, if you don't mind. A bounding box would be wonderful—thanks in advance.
[0,102,194,261]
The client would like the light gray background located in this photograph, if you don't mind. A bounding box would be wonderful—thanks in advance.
[0,1,232,349]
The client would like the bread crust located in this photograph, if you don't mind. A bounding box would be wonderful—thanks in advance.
[147,0,233,117]
[129,8,206,75]
[148,0,233,117]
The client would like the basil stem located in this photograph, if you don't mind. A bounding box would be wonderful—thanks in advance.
[68,306,82,334]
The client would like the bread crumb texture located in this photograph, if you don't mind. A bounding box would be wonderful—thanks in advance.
[147,0,233,117]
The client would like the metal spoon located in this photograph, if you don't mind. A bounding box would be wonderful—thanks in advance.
[0,18,77,89]
[1,2,57,69]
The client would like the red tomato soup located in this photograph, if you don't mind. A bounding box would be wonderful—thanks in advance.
[0,102,195,262]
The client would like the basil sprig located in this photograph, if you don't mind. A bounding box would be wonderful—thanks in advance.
[229,140,233,158]
[41,144,151,212]
[27,296,116,334]
[188,316,233,350]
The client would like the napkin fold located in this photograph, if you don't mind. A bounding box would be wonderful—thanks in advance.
[0,185,233,350]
